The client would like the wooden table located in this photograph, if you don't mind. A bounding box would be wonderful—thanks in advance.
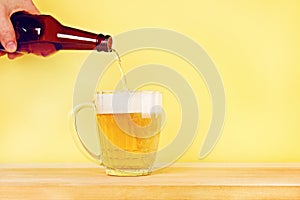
[1,163,300,200]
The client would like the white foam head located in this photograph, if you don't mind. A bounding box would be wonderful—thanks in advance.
[95,90,162,114]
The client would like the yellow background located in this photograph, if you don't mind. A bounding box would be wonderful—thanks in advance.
[0,0,300,163]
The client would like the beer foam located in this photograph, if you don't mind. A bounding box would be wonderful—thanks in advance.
[95,91,162,114]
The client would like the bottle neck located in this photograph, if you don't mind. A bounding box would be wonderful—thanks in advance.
[55,25,112,52]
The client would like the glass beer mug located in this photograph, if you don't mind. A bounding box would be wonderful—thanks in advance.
[72,90,162,176]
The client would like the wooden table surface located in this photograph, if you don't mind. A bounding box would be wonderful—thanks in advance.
[1,163,300,200]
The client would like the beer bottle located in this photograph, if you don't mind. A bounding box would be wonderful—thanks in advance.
[0,11,112,56]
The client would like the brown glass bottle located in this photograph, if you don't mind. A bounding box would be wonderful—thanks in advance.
[0,11,112,56]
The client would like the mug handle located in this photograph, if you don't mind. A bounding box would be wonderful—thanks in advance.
[70,102,102,164]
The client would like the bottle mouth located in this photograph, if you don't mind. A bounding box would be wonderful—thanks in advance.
[97,35,113,52]
[107,37,112,52]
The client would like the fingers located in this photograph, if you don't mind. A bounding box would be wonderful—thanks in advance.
[12,0,40,15]
[0,0,39,59]
[25,1,40,14]
[0,9,17,53]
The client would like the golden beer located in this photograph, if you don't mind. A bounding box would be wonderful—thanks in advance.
[96,91,162,176]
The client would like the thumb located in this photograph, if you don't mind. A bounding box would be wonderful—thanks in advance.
[20,0,40,15]
[0,14,17,53]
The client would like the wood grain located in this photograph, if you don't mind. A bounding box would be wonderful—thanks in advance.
[1,163,300,200]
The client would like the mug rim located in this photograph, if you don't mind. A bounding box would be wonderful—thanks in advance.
[96,90,162,95]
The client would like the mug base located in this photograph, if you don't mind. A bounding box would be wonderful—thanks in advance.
[105,168,151,176]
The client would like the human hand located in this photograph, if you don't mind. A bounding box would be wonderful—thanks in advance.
[0,0,39,59]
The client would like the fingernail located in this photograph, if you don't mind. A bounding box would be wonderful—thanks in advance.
[5,41,17,52]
